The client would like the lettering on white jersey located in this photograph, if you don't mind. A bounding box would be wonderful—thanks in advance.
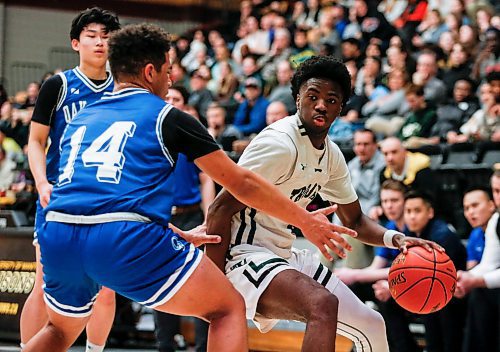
[290,183,322,202]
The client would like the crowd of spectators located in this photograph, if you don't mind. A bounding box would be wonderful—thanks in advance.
[0,0,497,349]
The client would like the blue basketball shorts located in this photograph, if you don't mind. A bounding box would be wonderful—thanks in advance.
[38,220,202,317]
[33,200,45,244]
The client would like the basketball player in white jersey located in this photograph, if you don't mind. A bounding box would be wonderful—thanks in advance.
[206,56,443,352]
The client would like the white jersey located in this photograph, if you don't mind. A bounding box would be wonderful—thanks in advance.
[230,114,358,258]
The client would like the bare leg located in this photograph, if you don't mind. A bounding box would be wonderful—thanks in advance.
[155,255,247,352]
[20,244,48,344]
[256,270,339,352]
[85,287,116,346]
[23,307,89,352]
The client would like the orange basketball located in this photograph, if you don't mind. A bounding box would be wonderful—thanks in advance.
[388,246,457,314]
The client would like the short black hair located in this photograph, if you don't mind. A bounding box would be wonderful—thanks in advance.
[109,23,171,81]
[463,186,493,200]
[169,84,190,104]
[354,128,377,143]
[70,7,120,41]
[291,56,351,104]
[404,189,434,209]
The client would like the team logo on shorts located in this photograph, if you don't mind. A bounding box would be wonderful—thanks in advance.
[171,236,185,251]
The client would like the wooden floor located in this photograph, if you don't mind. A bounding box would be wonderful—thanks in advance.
[182,320,353,352]
[248,328,353,352]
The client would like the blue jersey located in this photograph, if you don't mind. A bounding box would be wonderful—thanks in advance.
[466,227,485,263]
[46,67,113,183]
[46,87,219,226]
[173,153,202,207]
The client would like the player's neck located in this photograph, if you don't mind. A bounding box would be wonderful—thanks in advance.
[78,63,107,80]
[114,81,148,92]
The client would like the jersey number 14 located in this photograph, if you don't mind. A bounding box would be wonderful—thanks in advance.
[59,121,137,185]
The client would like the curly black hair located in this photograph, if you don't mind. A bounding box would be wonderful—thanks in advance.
[291,56,351,104]
[70,7,120,41]
[108,23,171,81]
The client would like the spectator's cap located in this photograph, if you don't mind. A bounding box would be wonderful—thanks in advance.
[244,77,261,89]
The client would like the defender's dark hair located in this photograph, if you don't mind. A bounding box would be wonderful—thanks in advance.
[404,189,434,209]
[70,7,120,41]
[291,56,351,104]
[169,84,190,104]
[108,24,171,81]
[463,186,493,200]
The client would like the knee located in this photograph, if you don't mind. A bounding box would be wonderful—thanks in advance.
[96,288,116,306]
[206,287,245,322]
[361,308,386,335]
[308,292,339,324]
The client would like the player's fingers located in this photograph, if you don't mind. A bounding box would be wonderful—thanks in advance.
[400,243,408,254]
[330,223,357,238]
[318,245,334,262]
[327,232,352,251]
[313,204,338,216]
[168,223,181,234]
[323,238,346,259]
[201,235,221,244]
[428,241,445,252]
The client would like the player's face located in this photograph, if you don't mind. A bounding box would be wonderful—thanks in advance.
[296,78,344,145]
[151,53,171,99]
[381,189,405,222]
[353,131,377,164]
[463,190,495,229]
[491,175,500,209]
[72,23,110,67]
[404,198,434,234]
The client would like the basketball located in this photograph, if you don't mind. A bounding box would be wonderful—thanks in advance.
[388,246,457,314]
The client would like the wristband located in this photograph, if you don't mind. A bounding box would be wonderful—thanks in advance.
[383,229,404,249]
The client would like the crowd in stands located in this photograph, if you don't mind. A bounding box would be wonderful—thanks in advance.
[0,0,497,350]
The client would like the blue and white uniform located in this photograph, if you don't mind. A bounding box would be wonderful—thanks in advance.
[32,67,114,241]
[39,87,219,317]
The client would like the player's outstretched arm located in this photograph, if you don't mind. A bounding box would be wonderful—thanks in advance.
[336,200,443,253]
[28,122,52,207]
[195,150,357,261]
[205,189,246,271]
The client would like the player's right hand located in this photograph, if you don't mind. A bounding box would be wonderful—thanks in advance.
[301,204,357,261]
[37,181,53,208]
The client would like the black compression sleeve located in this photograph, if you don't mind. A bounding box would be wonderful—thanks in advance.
[31,75,63,126]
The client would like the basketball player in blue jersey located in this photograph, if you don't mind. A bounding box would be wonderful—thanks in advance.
[23,7,120,352]
[23,24,360,352]
[205,56,445,352]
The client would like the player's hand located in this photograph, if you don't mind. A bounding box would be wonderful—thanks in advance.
[37,181,53,208]
[301,204,357,261]
[454,270,485,298]
[398,237,444,254]
[168,223,221,247]
[368,205,383,221]
[335,267,359,286]
[373,280,391,302]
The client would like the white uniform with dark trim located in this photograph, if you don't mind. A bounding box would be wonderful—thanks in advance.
[226,114,389,352]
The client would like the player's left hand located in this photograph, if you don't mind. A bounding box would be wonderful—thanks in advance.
[398,237,444,254]
[168,223,221,247]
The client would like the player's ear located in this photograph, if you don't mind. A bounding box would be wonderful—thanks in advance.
[144,63,155,83]
[71,39,80,52]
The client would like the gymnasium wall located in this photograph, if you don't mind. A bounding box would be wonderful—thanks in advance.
[0,4,200,94]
